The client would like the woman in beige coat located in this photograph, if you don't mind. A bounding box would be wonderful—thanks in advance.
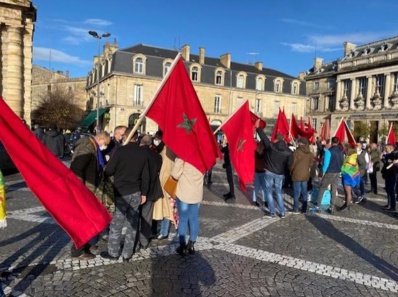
[171,157,204,255]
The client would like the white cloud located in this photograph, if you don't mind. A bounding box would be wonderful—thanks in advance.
[281,18,324,29]
[84,19,113,27]
[33,47,91,66]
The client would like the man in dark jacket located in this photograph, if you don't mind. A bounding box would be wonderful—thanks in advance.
[43,123,64,158]
[138,134,163,250]
[290,138,314,213]
[33,124,44,143]
[221,136,235,201]
[313,136,344,214]
[255,120,292,218]
[101,128,150,262]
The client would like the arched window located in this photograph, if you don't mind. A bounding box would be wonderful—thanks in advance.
[216,71,223,85]
[237,74,245,88]
[134,57,144,74]
[191,66,199,81]
[164,62,172,76]
[256,77,264,91]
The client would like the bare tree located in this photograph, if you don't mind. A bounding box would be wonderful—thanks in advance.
[32,86,85,129]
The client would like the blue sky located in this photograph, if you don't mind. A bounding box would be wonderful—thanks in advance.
[32,0,398,78]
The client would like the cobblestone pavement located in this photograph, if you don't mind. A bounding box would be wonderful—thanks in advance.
[1,162,398,297]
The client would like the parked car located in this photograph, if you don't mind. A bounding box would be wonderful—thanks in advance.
[0,141,17,172]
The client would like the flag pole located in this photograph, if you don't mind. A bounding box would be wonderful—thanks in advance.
[123,52,182,144]
[213,100,248,135]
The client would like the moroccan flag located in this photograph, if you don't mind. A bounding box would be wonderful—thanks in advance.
[221,101,256,190]
[387,123,397,145]
[0,97,112,249]
[290,113,314,140]
[145,55,220,173]
[271,108,290,142]
[250,111,266,129]
[333,118,356,147]
[300,117,305,131]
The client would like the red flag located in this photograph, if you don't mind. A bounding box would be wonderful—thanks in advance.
[250,111,266,129]
[290,113,314,140]
[146,56,220,173]
[221,101,256,190]
[320,119,330,141]
[300,117,305,131]
[333,118,356,147]
[387,123,397,145]
[0,98,112,249]
[271,108,290,142]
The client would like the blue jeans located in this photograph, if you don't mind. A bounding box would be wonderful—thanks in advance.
[176,198,200,244]
[253,172,266,202]
[293,181,308,211]
[159,218,171,237]
[108,192,141,259]
[264,171,285,215]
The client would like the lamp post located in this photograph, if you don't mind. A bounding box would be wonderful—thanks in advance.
[88,30,111,133]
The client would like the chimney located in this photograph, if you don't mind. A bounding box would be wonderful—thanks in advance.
[254,61,263,71]
[199,47,205,64]
[298,72,306,80]
[343,42,356,57]
[314,57,323,72]
[220,53,231,69]
[66,70,69,78]
[181,44,190,61]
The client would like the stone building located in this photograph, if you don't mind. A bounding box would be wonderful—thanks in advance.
[305,35,398,143]
[0,0,36,125]
[31,66,87,116]
[85,42,307,135]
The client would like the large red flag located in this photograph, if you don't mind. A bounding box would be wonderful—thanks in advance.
[221,101,257,190]
[0,98,112,249]
[333,118,356,147]
[146,56,220,173]
[387,123,397,145]
[271,108,290,142]
[290,113,314,140]
[320,119,331,141]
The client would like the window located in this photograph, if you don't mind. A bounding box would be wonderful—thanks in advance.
[328,80,335,90]
[394,73,398,93]
[256,77,263,91]
[375,74,385,96]
[216,71,223,85]
[237,74,245,88]
[343,79,351,99]
[214,95,221,113]
[164,62,171,76]
[275,82,280,93]
[313,81,319,91]
[134,85,143,106]
[191,66,199,82]
[255,99,262,113]
[312,97,319,110]
[312,118,317,130]
[273,101,280,118]
[358,77,367,97]
[134,57,144,74]
[327,96,335,111]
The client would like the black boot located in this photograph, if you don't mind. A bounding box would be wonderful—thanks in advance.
[187,240,195,255]
[176,243,187,255]
[338,203,350,212]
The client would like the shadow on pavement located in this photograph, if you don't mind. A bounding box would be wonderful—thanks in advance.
[306,215,398,281]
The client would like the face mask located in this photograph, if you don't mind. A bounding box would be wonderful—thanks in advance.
[100,145,108,151]
[153,139,161,146]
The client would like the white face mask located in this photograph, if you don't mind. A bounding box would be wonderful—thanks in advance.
[100,145,108,151]
[153,139,161,146]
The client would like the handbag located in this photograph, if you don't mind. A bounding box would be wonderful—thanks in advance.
[367,161,374,174]
[164,176,178,199]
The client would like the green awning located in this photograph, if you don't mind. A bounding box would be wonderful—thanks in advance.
[80,108,107,128]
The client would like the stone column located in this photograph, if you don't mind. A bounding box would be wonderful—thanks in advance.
[384,73,391,108]
[366,75,373,109]
[4,26,24,118]
[23,19,34,125]
[335,80,341,110]
[350,78,356,110]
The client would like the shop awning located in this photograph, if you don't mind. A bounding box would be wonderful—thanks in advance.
[80,108,108,128]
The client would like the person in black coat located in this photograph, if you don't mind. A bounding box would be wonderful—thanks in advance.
[221,136,235,201]
[43,123,65,158]
[138,134,163,249]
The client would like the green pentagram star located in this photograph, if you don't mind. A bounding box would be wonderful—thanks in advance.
[237,139,246,151]
[177,113,197,133]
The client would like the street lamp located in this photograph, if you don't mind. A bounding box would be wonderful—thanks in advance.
[88,30,111,133]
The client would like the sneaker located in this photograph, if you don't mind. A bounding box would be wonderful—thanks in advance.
[251,201,260,207]
[89,245,100,255]
[269,213,276,217]
[156,234,168,240]
[100,251,119,261]
[72,252,95,260]
[291,210,300,214]
[280,214,286,219]
[355,196,364,204]
[310,206,320,212]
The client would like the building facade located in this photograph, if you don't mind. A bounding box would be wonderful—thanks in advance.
[305,36,398,143]
[85,43,307,135]
[0,0,36,124]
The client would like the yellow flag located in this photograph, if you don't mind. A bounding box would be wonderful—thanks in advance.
[0,169,6,228]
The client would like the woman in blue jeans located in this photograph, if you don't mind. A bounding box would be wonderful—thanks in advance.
[170,158,204,255]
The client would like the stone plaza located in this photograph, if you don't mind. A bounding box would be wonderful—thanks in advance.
[1,161,398,297]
